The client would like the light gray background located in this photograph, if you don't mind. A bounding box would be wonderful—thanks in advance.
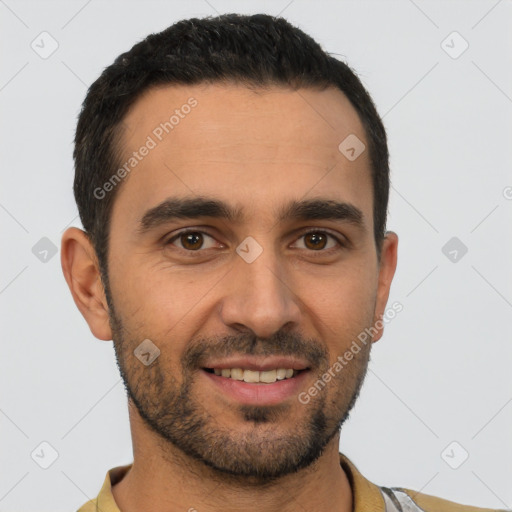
[1,0,511,510]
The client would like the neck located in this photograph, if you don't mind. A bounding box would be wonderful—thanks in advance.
[112,409,352,512]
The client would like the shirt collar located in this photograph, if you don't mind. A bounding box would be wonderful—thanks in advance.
[93,453,385,512]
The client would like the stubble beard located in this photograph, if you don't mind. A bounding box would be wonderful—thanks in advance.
[107,291,371,484]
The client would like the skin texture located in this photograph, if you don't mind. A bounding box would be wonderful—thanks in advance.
[61,83,398,512]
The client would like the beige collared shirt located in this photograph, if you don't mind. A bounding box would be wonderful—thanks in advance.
[77,452,506,512]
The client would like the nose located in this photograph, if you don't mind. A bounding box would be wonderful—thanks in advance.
[219,244,302,339]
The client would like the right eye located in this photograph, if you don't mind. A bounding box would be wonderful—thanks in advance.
[164,229,222,253]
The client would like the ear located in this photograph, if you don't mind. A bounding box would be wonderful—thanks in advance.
[60,227,113,341]
[371,231,398,343]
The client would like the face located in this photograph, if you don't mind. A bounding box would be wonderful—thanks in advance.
[69,83,397,482]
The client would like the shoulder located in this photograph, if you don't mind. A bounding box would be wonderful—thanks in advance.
[338,452,507,512]
[381,486,508,512]
[75,463,131,512]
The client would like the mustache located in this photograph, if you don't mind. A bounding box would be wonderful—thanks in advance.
[182,330,329,370]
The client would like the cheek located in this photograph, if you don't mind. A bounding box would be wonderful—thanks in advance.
[306,266,377,353]
[110,257,170,314]
[136,266,220,318]
[107,259,168,344]
[311,258,376,312]
[110,262,219,352]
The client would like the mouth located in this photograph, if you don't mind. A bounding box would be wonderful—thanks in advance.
[203,367,304,383]
[200,359,311,406]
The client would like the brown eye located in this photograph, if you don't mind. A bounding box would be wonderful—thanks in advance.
[295,230,342,252]
[303,232,328,250]
[180,232,203,250]
[166,230,217,252]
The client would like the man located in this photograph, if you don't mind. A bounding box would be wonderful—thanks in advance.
[61,13,504,512]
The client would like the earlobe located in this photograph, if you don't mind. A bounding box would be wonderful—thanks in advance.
[60,227,113,341]
[371,231,399,343]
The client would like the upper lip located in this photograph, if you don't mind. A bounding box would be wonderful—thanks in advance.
[203,356,310,372]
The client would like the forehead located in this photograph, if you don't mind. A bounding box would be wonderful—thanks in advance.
[112,83,373,230]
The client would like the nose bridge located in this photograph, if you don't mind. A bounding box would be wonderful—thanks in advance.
[220,237,301,337]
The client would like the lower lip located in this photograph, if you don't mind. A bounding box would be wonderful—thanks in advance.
[201,369,310,406]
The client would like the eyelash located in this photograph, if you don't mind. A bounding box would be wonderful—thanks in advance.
[164,228,347,256]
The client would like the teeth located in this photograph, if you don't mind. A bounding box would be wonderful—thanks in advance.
[276,369,287,380]
[243,370,260,383]
[211,368,298,383]
[230,368,244,380]
[260,370,277,383]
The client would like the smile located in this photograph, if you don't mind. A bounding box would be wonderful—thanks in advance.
[204,367,300,383]
[201,367,310,406]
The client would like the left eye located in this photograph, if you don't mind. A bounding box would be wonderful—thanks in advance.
[293,231,341,251]
[165,229,343,253]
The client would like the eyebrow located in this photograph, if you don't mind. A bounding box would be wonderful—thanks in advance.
[136,196,365,235]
